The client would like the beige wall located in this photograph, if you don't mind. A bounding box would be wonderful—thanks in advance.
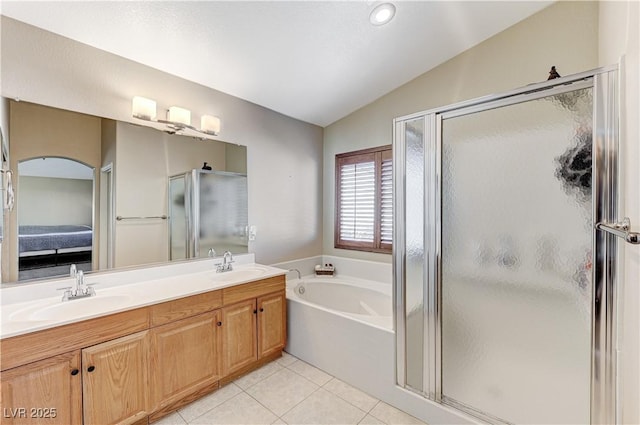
[598,2,640,424]
[101,119,117,170]
[2,101,101,281]
[18,176,92,226]
[1,16,324,267]
[323,1,599,262]
[225,144,247,175]
[113,122,169,268]
[99,119,116,270]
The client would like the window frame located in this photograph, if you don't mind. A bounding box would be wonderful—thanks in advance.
[334,145,392,254]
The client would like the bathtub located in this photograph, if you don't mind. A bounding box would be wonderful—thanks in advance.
[285,272,397,408]
[288,277,392,329]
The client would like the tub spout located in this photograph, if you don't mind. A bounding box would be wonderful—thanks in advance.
[288,268,302,280]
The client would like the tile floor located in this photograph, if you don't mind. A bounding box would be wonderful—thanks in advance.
[154,352,427,425]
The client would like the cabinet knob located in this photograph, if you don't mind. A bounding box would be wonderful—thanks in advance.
[87,366,96,373]
[70,369,79,376]
[217,321,222,326]
[253,309,257,314]
[259,308,264,312]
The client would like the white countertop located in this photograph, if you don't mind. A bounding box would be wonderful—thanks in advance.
[1,260,286,339]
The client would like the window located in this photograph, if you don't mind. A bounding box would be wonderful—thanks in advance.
[335,145,392,253]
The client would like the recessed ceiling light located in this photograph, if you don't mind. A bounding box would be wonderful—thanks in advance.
[370,3,396,26]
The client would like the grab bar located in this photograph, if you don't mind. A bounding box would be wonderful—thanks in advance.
[116,215,167,221]
[596,217,640,244]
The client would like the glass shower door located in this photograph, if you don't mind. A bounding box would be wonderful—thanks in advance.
[401,117,426,393]
[440,88,594,424]
[197,171,248,257]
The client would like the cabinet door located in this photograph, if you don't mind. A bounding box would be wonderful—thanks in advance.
[82,331,149,425]
[222,299,257,376]
[0,351,82,425]
[151,310,221,409]
[257,291,287,359]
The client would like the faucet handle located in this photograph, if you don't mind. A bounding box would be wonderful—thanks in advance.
[57,286,73,301]
[70,264,77,278]
[208,248,217,258]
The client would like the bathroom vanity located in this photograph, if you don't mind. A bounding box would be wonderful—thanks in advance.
[0,261,286,425]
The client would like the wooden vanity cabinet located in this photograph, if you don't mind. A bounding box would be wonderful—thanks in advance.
[81,331,150,425]
[1,274,286,424]
[220,276,287,377]
[221,299,258,376]
[0,331,149,425]
[257,291,286,359]
[150,310,222,414]
[0,351,82,425]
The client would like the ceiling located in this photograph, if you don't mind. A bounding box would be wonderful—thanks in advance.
[1,1,552,127]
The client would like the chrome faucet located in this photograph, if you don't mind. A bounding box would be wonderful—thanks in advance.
[216,251,234,273]
[59,266,96,301]
[288,268,301,280]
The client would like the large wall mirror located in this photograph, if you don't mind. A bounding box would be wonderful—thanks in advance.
[1,99,248,284]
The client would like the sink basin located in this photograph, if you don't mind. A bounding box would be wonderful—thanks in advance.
[10,294,133,322]
[212,265,270,282]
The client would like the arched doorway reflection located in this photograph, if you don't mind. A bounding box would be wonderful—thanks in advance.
[17,157,94,280]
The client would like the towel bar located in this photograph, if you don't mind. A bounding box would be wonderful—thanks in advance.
[116,215,167,221]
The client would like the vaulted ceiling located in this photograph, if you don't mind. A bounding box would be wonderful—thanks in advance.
[1,1,552,126]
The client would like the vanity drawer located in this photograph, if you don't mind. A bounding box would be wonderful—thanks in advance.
[150,290,223,327]
[222,275,285,306]
[0,307,149,371]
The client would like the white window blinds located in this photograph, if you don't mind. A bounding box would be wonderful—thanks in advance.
[339,160,375,242]
[380,156,393,246]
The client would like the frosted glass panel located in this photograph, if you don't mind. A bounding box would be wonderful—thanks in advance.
[404,118,425,392]
[169,175,187,260]
[198,172,248,257]
[441,88,593,423]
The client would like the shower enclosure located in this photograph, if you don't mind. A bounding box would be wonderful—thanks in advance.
[168,169,248,260]
[394,67,626,424]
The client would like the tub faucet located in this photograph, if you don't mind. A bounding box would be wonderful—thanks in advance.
[217,250,234,273]
[288,268,301,280]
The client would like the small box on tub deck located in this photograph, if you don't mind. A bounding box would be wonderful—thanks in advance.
[314,264,335,276]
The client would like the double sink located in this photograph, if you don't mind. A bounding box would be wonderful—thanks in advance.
[3,264,279,335]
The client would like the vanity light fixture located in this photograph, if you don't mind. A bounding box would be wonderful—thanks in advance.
[132,96,157,121]
[132,96,221,137]
[167,106,191,127]
[369,3,396,26]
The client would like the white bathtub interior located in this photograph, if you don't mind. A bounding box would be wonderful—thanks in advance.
[290,277,392,329]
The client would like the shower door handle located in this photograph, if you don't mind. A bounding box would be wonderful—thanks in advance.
[595,217,640,244]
